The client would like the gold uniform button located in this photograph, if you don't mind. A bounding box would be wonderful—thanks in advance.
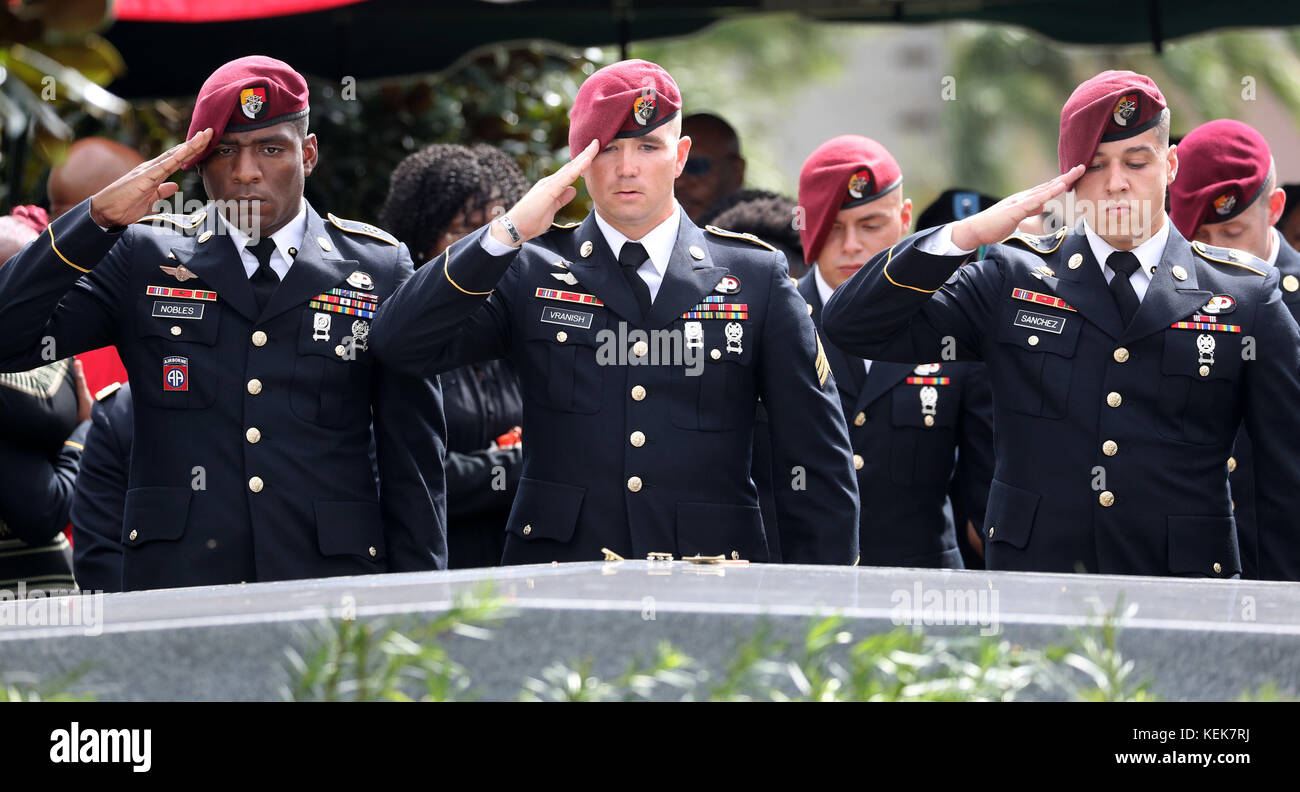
[731,550,740,560]
[249,476,264,493]
[556,330,568,343]
[1285,274,1300,293]
[251,330,268,346]
[246,427,261,444]
[247,378,262,395]
[1213,562,1222,574]
[924,415,935,427]
[807,303,814,316]
[853,412,866,427]
[1068,253,1083,269]
[988,526,995,538]
[1106,391,1122,408]
[335,345,346,357]
[710,348,721,360]
[1227,456,1237,473]
[368,547,377,557]
[633,340,648,357]
[1098,490,1115,507]
[630,431,646,448]
[1113,347,1130,363]
[853,454,864,470]
[1027,335,1039,346]
[1199,365,1210,377]
[631,385,647,401]
[129,529,138,541]
[523,524,532,536]
[1102,440,1118,456]
[627,476,643,493]
[170,325,182,336]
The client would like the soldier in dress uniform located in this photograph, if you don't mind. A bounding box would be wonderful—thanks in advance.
[371,59,859,565]
[797,136,994,568]
[70,381,133,592]
[1170,118,1300,580]
[823,70,1300,579]
[0,55,448,591]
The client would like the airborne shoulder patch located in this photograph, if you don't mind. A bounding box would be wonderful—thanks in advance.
[999,227,1066,255]
[1190,240,1266,277]
[136,210,207,231]
[327,213,399,246]
[705,225,778,253]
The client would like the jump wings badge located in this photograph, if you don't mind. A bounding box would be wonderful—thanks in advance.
[159,264,198,282]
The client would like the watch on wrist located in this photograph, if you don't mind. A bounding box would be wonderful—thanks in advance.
[498,214,522,245]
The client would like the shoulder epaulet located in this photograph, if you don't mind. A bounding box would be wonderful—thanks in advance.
[135,210,206,230]
[327,213,398,246]
[999,227,1066,255]
[95,381,123,402]
[551,221,581,230]
[705,225,777,253]
[1191,240,1267,276]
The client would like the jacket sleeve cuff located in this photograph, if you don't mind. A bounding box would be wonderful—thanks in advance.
[882,226,970,294]
[45,198,123,275]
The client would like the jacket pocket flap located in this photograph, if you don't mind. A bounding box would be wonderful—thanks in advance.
[1168,515,1239,577]
[674,502,768,561]
[983,479,1040,550]
[122,487,192,546]
[507,477,585,542]
[315,500,385,560]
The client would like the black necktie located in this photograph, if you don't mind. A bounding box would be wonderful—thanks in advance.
[1106,250,1141,327]
[618,241,653,320]
[248,238,280,312]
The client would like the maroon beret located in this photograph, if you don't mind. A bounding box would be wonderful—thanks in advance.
[568,59,682,155]
[797,135,902,264]
[185,55,310,168]
[1058,70,1166,175]
[1170,119,1273,238]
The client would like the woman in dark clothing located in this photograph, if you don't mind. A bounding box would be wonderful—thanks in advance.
[381,144,527,568]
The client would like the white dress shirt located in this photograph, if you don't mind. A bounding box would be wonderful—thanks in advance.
[479,205,683,302]
[921,218,1171,302]
[216,198,308,280]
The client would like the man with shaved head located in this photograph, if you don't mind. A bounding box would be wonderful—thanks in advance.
[48,137,145,220]
[676,112,746,223]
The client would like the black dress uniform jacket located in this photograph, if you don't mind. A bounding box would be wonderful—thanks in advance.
[0,200,448,591]
[371,209,859,565]
[70,382,133,592]
[1228,238,1300,579]
[800,275,994,568]
[823,222,1300,579]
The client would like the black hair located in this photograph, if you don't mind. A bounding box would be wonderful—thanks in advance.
[380,143,527,260]
[708,192,807,277]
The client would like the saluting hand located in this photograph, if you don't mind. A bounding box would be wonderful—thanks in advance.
[489,139,600,247]
[950,164,1085,252]
[88,129,213,228]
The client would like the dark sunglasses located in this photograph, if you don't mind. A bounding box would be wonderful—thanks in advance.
[682,156,715,176]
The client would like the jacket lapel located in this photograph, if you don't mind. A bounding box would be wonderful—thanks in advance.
[645,215,727,330]
[854,361,912,415]
[1121,226,1212,343]
[564,213,644,325]
[170,207,259,323]
[261,205,359,323]
[1047,228,1124,340]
